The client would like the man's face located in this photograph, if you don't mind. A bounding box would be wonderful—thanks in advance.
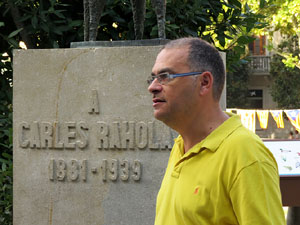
[148,47,199,124]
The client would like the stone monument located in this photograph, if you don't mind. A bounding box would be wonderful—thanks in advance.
[13,41,225,225]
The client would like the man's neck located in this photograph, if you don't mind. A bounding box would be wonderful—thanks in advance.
[178,107,229,153]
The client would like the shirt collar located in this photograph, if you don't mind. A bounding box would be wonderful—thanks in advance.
[174,112,242,156]
[200,112,242,152]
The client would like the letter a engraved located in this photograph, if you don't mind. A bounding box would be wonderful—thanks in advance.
[88,89,100,114]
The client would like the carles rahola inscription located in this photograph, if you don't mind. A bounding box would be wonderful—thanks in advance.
[17,89,173,184]
[18,120,172,151]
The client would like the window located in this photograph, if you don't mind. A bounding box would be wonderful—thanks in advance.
[248,89,263,109]
[248,36,266,55]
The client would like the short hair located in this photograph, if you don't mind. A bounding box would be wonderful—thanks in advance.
[162,38,225,101]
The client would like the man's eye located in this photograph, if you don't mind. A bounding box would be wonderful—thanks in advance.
[147,76,156,84]
[158,73,169,80]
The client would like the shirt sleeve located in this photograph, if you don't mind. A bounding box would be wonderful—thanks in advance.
[229,161,286,225]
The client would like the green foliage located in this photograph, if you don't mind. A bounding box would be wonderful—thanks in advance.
[95,0,265,56]
[246,0,300,69]
[0,50,13,225]
[29,0,82,47]
[95,0,135,40]
[144,0,265,70]
[270,36,300,108]
[88,0,266,71]
[226,54,251,108]
[0,151,13,225]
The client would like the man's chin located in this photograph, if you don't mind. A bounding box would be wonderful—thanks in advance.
[153,111,168,123]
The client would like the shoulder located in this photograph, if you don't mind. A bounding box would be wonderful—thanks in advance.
[220,125,278,173]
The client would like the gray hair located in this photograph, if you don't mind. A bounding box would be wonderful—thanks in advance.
[162,38,225,101]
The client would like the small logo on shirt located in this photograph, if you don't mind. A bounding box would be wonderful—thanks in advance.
[194,187,199,195]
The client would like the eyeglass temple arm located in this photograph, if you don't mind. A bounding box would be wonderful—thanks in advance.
[170,72,202,78]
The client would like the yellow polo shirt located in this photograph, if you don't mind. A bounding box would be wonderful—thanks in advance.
[154,114,285,225]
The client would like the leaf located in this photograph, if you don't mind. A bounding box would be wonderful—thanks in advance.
[56,25,71,32]
[114,17,126,23]
[0,143,9,148]
[31,15,38,29]
[183,27,198,36]
[53,10,66,19]
[7,38,19,48]
[69,20,83,27]
[237,36,255,45]
[259,0,266,9]
[2,153,12,160]
[17,14,32,22]
[53,20,67,25]
[168,24,180,29]
[2,163,7,172]
[52,27,63,35]
[8,128,12,146]
[8,28,23,39]
[41,23,50,32]
[219,35,225,47]
[244,3,251,12]
[228,0,242,9]
[150,25,158,37]
[234,46,245,54]
[0,22,4,27]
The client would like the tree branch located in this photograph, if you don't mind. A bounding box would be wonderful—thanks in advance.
[273,49,300,70]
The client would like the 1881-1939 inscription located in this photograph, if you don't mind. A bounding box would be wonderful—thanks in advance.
[48,158,142,182]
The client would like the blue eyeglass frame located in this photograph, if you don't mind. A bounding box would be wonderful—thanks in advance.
[147,71,204,84]
[168,71,204,78]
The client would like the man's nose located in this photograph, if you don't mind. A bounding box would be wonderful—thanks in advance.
[148,79,163,94]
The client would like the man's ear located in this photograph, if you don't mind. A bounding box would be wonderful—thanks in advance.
[198,72,213,96]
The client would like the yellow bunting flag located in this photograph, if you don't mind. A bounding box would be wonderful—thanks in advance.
[237,109,256,133]
[284,110,300,132]
[270,110,284,128]
[226,108,237,114]
[226,108,234,113]
[256,110,269,129]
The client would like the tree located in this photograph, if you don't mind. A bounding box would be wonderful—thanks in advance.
[226,58,251,108]
[1,0,84,49]
[266,0,300,69]
[269,36,300,108]
[245,0,300,69]
[0,47,13,225]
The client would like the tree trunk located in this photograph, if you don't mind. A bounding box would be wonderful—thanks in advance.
[83,0,90,41]
[130,0,146,40]
[151,0,166,39]
[88,0,106,41]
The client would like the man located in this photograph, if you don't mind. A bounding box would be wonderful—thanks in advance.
[147,38,285,225]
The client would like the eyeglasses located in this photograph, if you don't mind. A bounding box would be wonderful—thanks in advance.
[147,71,204,85]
